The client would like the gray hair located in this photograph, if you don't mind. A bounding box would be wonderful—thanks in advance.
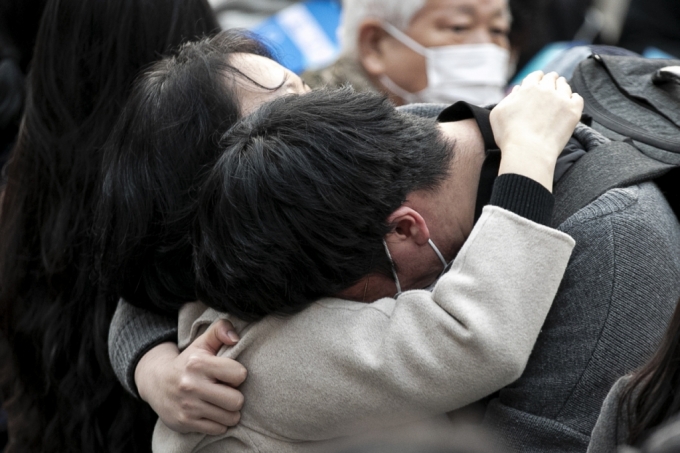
[339,0,427,55]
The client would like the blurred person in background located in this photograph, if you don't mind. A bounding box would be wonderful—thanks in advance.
[588,296,680,453]
[618,0,680,57]
[302,0,514,106]
[209,0,301,30]
[0,0,223,451]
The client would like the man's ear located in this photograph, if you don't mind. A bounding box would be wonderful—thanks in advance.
[357,19,389,76]
[385,206,430,246]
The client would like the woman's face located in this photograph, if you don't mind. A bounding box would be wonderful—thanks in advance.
[230,53,311,116]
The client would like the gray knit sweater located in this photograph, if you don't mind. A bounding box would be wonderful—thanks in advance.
[482,182,680,452]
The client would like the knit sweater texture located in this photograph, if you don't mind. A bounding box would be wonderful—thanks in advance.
[482,182,680,452]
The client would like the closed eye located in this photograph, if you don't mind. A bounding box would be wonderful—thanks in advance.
[450,25,470,33]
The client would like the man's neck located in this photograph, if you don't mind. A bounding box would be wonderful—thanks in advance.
[425,120,486,257]
[436,102,502,222]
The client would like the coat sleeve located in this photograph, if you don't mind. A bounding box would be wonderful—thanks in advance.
[481,183,680,453]
[227,206,575,441]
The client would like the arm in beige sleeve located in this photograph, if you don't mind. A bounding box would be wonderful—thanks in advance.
[234,206,575,440]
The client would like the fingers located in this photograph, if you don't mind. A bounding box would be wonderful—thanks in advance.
[539,71,559,89]
[194,401,242,427]
[193,354,247,387]
[215,319,240,345]
[184,418,230,436]
[491,68,583,169]
[521,70,544,88]
[140,331,248,436]
[521,71,571,95]
[213,357,248,386]
[173,393,241,434]
[194,379,246,412]
[556,76,571,97]
[194,319,240,355]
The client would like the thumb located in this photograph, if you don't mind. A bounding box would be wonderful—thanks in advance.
[193,319,239,354]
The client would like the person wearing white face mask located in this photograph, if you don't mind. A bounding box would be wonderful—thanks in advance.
[377,21,510,105]
[302,0,515,106]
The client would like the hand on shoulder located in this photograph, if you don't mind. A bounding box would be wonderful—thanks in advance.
[491,71,584,192]
[135,319,247,435]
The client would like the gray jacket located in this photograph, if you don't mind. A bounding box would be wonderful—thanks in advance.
[482,181,680,452]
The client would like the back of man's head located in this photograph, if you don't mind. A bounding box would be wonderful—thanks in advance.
[340,0,426,55]
[194,88,453,321]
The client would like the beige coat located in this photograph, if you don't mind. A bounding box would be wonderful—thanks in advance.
[153,206,575,452]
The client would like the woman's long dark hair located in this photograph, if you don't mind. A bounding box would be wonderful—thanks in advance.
[0,0,218,451]
[622,298,680,445]
[95,31,272,316]
[0,0,47,166]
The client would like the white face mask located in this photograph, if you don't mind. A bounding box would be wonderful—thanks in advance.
[379,22,510,106]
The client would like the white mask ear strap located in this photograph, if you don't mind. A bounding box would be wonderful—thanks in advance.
[378,74,418,102]
[380,21,428,56]
[428,239,448,268]
[383,239,402,295]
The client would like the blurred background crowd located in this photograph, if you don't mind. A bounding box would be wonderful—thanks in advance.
[2,0,680,168]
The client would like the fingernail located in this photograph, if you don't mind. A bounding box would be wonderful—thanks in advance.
[227,330,240,343]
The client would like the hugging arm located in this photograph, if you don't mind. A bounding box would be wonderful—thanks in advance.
[109,300,246,435]
[177,201,576,448]
[109,299,177,396]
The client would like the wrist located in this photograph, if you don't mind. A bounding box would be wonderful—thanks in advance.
[498,160,555,193]
[135,341,179,402]
[490,174,555,225]
[500,139,558,162]
[498,143,557,193]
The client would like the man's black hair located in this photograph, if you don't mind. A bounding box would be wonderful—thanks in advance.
[194,88,455,321]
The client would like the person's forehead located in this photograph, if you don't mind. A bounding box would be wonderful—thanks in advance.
[412,0,509,22]
[230,53,288,88]
[229,52,310,116]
